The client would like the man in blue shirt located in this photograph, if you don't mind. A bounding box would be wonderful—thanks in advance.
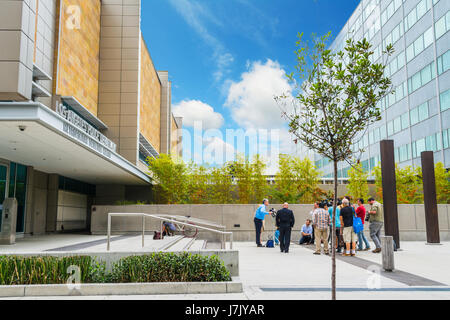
[254,199,272,247]
[299,219,313,245]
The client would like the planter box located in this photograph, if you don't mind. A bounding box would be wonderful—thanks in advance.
[0,281,243,297]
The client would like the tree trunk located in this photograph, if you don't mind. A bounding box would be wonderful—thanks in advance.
[332,159,338,300]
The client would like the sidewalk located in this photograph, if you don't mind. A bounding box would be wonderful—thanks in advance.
[0,236,449,300]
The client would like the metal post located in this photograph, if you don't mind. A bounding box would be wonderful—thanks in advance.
[230,233,233,250]
[381,236,395,271]
[142,215,145,248]
[160,221,163,239]
[380,140,401,249]
[107,213,111,251]
[421,151,440,244]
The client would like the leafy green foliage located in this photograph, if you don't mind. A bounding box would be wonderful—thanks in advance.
[272,155,321,203]
[147,154,189,204]
[435,163,450,204]
[347,162,369,201]
[373,162,450,204]
[395,165,423,204]
[277,32,393,164]
[108,253,231,283]
[0,256,93,285]
[0,253,231,285]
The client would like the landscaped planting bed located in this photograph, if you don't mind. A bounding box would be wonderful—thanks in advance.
[0,252,231,285]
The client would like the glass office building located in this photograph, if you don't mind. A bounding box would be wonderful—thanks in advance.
[315,0,450,178]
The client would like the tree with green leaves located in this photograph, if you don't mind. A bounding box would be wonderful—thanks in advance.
[435,162,450,204]
[396,165,422,204]
[293,156,321,203]
[229,155,254,204]
[347,162,369,201]
[209,165,234,204]
[147,154,188,204]
[273,154,300,203]
[276,32,393,300]
[186,162,210,204]
[251,154,268,203]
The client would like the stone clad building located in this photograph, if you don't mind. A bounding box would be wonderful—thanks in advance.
[0,0,182,236]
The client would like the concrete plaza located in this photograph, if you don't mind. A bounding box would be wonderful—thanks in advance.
[0,235,449,300]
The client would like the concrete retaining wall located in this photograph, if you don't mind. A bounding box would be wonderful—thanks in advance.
[91,204,450,242]
[0,281,242,297]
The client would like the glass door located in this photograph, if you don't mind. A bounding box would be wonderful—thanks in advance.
[0,163,9,230]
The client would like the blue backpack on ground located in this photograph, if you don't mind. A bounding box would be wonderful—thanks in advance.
[266,239,274,248]
[353,216,364,234]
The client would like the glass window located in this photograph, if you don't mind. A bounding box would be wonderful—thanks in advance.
[418,102,429,121]
[438,50,450,75]
[416,138,426,155]
[424,27,434,48]
[380,124,387,140]
[417,0,427,18]
[401,113,409,130]
[441,89,450,111]
[421,64,432,85]
[394,117,402,133]
[407,44,414,62]
[412,72,421,92]
[414,37,424,56]
[443,129,449,149]
[407,10,416,30]
[374,127,380,141]
[398,52,405,69]
[410,107,419,125]
[435,15,446,39]
[388,121,394,136]
[426,134,437,151]
[369,130,375,144]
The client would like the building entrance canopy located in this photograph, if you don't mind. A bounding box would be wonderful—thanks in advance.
[0,102,150,186]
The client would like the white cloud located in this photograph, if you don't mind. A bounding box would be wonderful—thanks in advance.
[172,100,224,130]
[225,59,293,129]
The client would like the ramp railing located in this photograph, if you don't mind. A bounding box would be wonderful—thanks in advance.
[106,213,233,251]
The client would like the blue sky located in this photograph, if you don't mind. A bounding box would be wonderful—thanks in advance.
[141,0,360,170]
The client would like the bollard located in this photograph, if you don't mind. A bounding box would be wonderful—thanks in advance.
[381,236,395,272]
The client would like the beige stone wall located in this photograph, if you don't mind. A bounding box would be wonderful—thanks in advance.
[170,115,178,155]
[53,0,101,115]
[140,35,161,153]
[91,204,450,242]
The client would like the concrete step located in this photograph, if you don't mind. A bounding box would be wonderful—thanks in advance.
[158,235,185,251]
[165,237,193,251]
[189,240,206,251]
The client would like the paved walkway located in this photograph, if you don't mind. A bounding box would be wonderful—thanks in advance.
[1,235,449,300]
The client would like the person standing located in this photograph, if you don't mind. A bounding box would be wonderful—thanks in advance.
[340,198,357,256]
[254,199,272,247]
[299,219,313,245]
[329,200,343,253]
[313,202,330,255]
[356,198,370,251]
[309,202,319,244]
[276,203,295,253]
[368,197,384,253]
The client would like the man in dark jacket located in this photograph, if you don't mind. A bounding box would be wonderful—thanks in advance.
[276,203,295,253]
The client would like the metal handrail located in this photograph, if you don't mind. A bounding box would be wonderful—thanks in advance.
[107,213,233,251]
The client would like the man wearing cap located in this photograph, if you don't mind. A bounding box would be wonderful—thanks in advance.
[254,199,272,247]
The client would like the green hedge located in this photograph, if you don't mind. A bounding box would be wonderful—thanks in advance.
[0,253,231,285]
[107,253,231,283]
